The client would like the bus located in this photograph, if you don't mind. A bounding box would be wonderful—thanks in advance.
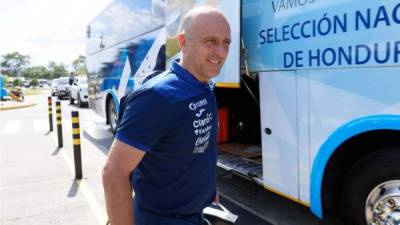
[86,1,400,225]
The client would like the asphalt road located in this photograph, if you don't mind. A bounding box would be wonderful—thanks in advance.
[1,91,344,225]
[0,91,109,225]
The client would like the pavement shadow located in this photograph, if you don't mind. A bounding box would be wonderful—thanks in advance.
[82,130,112,156]
[67,179,81,198]
[44,131,52,136]
[52,147,61,156]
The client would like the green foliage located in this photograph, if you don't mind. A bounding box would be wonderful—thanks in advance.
[48,61,68,79]
[29,79,39,88]
[23,61,68,80]
[2,74,10,84]
[1,52,30,77]
[23,66,50,79]
[0,52,84,81]
[13,79,21,87]
[23,88,41,95]
[72,55,87,75]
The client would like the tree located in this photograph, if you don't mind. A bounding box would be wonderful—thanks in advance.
[23,66,50,79]
[48,61,68,79]
[72,55,87,75]
[13,79,21,87]
[30,79,39,88]
[1,52,30,77]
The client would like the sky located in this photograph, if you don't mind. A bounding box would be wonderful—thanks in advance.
[0,0,113,69]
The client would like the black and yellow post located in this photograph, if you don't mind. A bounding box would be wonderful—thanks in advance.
[56,101,63,148]
[48,96,53,132]
[71,111,82,179]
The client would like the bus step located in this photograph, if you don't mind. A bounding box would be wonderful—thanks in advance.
[217,153,263,184]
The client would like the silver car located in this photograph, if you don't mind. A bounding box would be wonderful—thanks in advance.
[56,77,70,99]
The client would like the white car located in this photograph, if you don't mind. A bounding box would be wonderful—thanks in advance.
[23,80,30,88]
[69,76,88,107]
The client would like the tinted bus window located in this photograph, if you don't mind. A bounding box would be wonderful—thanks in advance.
[152,0,165,28]
[125,0,152,40]
[86,0,125,54]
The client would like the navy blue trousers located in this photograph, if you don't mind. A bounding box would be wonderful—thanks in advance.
[134,199,204,225]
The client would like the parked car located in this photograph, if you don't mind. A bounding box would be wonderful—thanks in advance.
[39,79,49,88]
[69,76,88,107]
[50,79,59,96]
[56,77,70,99]
[23,80,31,88]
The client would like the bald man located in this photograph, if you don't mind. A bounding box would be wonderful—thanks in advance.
[102,6,231,225]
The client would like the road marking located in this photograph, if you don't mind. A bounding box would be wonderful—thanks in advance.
[1,120,22,135]
[50,133,107,225]
[60,148,108,225]
[219,191,278,225]
[33,119,48,133]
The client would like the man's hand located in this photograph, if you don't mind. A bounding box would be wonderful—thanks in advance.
[103,139,145,225]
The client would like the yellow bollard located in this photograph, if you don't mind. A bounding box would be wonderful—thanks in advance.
[48,96,53,132]
[56,101,63,147]
[71,111,82,179]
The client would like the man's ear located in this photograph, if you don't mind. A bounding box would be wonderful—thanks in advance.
[177,34,186,52]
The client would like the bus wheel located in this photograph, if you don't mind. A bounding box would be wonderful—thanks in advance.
[107,99,117,134]
[343,149,400,225]
[69,95,74,105]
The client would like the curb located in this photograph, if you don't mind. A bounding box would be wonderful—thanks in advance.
[0,102,37,111]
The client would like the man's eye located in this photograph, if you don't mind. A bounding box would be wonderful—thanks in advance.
[205,40,216,46]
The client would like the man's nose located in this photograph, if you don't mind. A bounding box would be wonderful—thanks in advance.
[213,44,227,58]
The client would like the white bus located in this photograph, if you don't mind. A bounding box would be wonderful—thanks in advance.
[86,1,400,224]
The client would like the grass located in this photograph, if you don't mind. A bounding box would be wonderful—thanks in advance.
[5,87,42,96]
[23,88,41,95]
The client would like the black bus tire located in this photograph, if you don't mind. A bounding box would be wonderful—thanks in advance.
[342,148,400,225]
[107,99,117,134]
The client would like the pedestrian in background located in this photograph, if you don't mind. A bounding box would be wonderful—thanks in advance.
[102,6,231,225]
[69,72,75,86]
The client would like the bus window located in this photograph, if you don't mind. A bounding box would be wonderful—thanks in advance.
[86,0,125,54]
[152,0,165,29]
[125,0,152,40]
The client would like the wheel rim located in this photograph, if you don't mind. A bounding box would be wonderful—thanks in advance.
[108,101,117,131]
[365,180,400,225]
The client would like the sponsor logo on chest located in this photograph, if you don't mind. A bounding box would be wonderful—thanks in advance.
[188,98,213,154]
